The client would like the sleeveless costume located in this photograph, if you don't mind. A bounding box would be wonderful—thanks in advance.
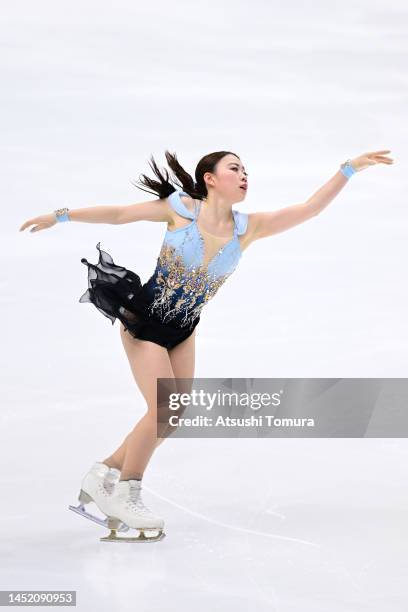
[79,190,248,349]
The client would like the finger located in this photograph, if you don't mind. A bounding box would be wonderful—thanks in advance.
[369,150,391,156]
[31,224,49,232]
[19,220,33,231]
[367,154,393,162]
[373,156,394,163]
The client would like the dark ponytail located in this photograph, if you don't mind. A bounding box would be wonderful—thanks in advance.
[131,149,240,201]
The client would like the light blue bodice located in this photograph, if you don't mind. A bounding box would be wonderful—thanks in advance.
[143,190,248,329]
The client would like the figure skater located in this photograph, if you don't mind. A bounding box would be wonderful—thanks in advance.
[19,149,393,542]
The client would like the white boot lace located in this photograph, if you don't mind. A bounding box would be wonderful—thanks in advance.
[125,482,154,516]
[103,478,116,494]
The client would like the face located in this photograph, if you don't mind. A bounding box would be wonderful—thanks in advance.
[204,154,248,201]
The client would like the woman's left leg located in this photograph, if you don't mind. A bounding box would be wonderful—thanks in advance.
[103,329,196,470]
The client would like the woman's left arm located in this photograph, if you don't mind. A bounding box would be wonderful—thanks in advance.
[249,150,394,241]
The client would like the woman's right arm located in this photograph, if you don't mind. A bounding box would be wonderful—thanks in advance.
[19,197,174,233]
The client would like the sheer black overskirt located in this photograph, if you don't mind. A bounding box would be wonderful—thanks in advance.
[79,243,199,349]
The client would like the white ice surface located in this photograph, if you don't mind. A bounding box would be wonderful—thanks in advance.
[1,0,408,610]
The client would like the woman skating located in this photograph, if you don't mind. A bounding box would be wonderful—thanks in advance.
[19,149,393,542]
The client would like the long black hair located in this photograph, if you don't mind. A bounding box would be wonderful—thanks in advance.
[131,150,240,201]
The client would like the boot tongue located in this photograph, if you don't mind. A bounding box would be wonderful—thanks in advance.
[109,467,121,478]
[105,469,119,483]
[128,479,142,489]
[94,461,109,473]
[127,479,142,501]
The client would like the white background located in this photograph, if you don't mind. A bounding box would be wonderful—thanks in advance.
[1,0,408,610]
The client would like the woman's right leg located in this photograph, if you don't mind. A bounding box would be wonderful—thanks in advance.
[102,323,177,480]
[103,325,197,471]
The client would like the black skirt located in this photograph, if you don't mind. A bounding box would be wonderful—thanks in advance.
[79,243,199,350]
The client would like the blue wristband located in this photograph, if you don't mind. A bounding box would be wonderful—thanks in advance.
[55,208,71,222]
[340,159,356,179]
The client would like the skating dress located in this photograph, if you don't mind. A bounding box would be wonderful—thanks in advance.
[79,189,248,349]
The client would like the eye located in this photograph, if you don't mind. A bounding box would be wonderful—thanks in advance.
[231,166,248,176]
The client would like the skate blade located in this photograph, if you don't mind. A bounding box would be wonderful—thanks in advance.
[68,504,130,533]
[100,528,166,543]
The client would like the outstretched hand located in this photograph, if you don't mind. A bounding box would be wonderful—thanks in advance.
[351,150,394,172]
[19,213,56,233]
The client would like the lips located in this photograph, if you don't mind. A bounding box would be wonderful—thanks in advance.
[240,185,247,191]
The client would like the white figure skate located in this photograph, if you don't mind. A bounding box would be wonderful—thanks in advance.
[100,479,166,543]
[68,461,129,533]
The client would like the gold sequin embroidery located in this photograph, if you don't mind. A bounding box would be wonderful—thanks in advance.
[148,242,231,328]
